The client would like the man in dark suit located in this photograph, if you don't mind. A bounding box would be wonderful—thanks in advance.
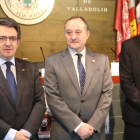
[45,16,113,140]
[120,35,140,140]
[0,17,46,140]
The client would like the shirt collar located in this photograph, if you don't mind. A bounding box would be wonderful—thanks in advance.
[68,46,86,59]
[0,57,15,66]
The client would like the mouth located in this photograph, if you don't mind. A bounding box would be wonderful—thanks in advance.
[71,41,78,43]
[4,49,12,51]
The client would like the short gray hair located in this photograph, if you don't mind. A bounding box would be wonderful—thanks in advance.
[64,16,89,31]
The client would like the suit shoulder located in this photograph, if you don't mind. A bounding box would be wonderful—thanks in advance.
[16,58,37,68]
[87,50,108,64]
[122,35,140,48]
[45,49,67,62]
[89,50,108,59]
[95,52,107,57]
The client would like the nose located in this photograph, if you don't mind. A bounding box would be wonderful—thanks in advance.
[71,32,76,40]
[5,38,11,45]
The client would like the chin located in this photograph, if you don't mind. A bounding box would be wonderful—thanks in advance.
[4,55,13,60]
[70,45,79,49]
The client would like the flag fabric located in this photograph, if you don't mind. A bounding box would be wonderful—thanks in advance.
[114,0,131,60]
[129,0,137,37]
[137,0,140,35]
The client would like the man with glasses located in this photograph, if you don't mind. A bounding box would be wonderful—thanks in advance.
[0,17,46,140]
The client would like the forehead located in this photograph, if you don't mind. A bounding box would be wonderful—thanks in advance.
[65,18,86,30]
[0,25,17,36]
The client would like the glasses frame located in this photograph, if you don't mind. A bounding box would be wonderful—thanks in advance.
[0,36,18,43]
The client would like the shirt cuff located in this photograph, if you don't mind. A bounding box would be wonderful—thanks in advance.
[74,122,83,132]
[20,129,32,139]
[4,128,17,140]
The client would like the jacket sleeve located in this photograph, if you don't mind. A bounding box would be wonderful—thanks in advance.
[88,56,113,133]
[22,64,46,136]
[0,119,11,139]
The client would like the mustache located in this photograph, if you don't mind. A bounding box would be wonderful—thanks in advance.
[71,39,77,42]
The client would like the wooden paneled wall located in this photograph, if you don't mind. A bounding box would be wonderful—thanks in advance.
[0,0,117,63]
[0,1,140,140]
[0,0,139,62]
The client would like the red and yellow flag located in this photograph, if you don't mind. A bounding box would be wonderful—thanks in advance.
[129,0,137,37]
[114,0,131,60]
[137,0,140,35]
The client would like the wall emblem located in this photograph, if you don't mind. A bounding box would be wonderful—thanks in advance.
[0,0,55,25]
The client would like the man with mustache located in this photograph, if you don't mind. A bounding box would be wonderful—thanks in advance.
[45,16,113,140]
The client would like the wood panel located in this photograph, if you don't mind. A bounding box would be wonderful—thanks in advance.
[46,0,78,20]
[78,1,116,22]
[0,0,117,62]
[16,41,115,62]
[16,41,67,62]
[20,21,65,41]
[19,20,115,42]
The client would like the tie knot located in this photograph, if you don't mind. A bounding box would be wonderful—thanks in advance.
[5,61,13,69]
[76,53,82,61]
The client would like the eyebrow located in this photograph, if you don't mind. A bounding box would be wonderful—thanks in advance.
[66,29,82,31]
[66,29,72,31]
[0,36,17,37]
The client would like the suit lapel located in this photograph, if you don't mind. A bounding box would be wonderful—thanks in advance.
[61,48,81,96]
[82,49,96,96]
[0,66,16,108]
[15,59,26,109]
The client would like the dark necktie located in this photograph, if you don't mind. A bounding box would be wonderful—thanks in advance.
[5,61,17,102]
[76,53,86,94]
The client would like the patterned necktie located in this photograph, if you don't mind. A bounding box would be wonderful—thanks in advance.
[5,61,17,102]
[76,53,86,94]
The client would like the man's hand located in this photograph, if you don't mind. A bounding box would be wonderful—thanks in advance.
[77,123,94,140]
[14,131,30,140]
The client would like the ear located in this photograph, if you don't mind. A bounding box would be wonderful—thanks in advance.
[86,30,90,39]
[17,40,20,46]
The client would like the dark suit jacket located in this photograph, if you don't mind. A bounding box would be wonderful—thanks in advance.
[0,58,46,140]
[45,48,113,140]
[120,35,140,126]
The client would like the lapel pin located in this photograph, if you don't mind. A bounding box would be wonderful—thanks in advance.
[22,69,25,71]
[92,60,95,63]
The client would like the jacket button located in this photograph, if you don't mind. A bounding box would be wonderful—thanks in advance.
[16,113,19,117]
[81,100,84,103]
[78,114,81,117]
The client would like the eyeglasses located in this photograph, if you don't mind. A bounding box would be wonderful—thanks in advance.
[0,36,18,43]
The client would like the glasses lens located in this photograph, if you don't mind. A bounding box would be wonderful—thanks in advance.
[0,37,6,42]
[0,36,17,43]
[9,37,17,42]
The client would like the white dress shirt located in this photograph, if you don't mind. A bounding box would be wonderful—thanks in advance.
[0,57,17,83]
